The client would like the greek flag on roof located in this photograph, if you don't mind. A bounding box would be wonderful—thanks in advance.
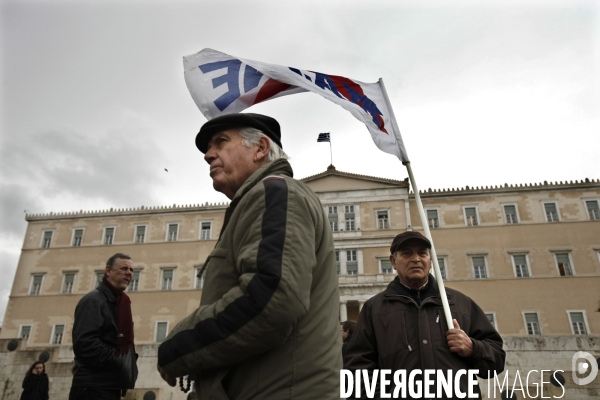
[317,133,330,143]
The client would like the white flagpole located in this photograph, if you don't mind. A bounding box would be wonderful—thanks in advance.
[378,78,454,331]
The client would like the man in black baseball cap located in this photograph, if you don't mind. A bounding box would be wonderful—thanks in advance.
[388,231,433,290]
[344,229,505,395]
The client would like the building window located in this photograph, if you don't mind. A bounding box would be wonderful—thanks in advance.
[380,259,393,274]
[72,229,84,247]
[471,256,487,279]
[377,210,389,229]
[330,221,338,232]
[103,227,115,245]
[543,202,559,222]
[328,206,339,232]
[195,267,205,289]
[162,269,174,290]
[128,271,140,292]
[463,207,479,226]
[568,311,588,335]
[41,231,53,248]
[555,253,574,276]
[524,312,541,335]
[19,325,32,340]
[51,324,65,344]
[155,322,169,342]
[503,205,519,224]
[427,209,439,229]
[512,255,530,278]
[345,205,355,231]
[96,272,104,288]
[167,224,178,242]
[585,200,600,220]
[437,257,447,280]
[345,218,355,231]
[335,251,340,275]
[62,273,75,294]
[200,222,212,240]
[29,275,44,295]
[485,313,497,330]
[135,225,146,244]
[346,250,358,275]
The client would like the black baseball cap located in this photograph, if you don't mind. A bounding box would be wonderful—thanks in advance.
[195,113,282,153]
[390,231,432,254]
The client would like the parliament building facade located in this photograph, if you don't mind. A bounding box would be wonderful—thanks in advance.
[1,166,599,399]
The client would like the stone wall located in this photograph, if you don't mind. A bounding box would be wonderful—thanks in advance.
[1,336,599,399]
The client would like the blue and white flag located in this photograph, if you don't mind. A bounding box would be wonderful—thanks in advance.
[183,48,409,162]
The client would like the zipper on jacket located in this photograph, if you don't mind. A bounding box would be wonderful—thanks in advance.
[402,311,413,352]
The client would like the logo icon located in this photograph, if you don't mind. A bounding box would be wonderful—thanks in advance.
[572,351,598,385]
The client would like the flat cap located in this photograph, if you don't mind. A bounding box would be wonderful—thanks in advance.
[390,231,432,254]
[195,113,282,153]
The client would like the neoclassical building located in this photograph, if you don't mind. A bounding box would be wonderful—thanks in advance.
[1,166,599,399]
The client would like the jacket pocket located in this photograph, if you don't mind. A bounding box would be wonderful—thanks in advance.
[375,310,413,366]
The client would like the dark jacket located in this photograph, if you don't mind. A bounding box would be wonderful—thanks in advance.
[342,335,353,367]
[71,283,138,389]
[158,159,342,399]
[345,275,505,399]
[20,374,49,400]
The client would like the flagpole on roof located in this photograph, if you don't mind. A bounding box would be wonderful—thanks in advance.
[378,78,454,332]
[329,134,333,166]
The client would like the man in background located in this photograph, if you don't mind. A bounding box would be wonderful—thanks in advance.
[70,253,138,400]
[341,320,356,362]
[345,231,504,398]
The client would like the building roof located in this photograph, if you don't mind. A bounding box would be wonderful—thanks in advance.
[301,164,409,188]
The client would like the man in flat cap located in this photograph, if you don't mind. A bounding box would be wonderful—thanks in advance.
[344,231,505,399]
[157,113,341,399]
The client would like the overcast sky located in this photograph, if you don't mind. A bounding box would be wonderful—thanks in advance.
[1,0,599,324]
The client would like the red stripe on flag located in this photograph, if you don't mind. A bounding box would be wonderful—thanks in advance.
[253,79,292,105]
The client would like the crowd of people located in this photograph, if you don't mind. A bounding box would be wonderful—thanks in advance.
[24,113,504,400]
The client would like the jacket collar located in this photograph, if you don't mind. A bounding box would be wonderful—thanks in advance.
[219,159,293,240]
[383,275,454,306]
[231,159,293,203]
[97,281,117,303]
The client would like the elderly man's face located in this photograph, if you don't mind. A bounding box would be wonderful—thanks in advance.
[390,240,431,289]
[204,130,265,199]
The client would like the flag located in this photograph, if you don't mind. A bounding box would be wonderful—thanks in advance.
[317,133,330,143]
[183,48,409,162]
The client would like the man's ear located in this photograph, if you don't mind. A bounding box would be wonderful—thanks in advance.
[254,136,271,162]
[389,254,397,270]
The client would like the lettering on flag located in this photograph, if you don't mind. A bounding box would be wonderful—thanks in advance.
[183,48,409,162]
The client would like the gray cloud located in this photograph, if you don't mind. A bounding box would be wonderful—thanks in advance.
[1,125,167,212]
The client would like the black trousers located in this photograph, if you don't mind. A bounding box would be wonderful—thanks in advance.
[69,386,121,400]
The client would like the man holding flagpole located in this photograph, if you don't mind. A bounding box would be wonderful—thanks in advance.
[344,231,505,398]
[157,113,342,399]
